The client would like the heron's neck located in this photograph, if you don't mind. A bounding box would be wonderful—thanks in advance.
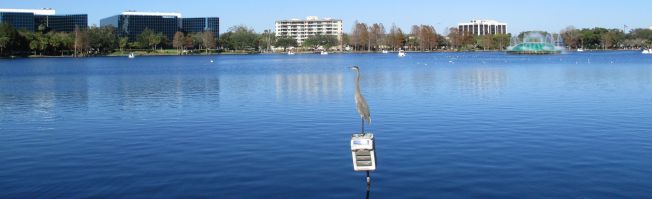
[355,70,361,92]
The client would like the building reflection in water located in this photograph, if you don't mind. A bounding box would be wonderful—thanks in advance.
[27,77,58,120]
[411,69,437,96]
[0,75,90,121]
[0,73,222,120]
[275,73,344,103]
[452,68,506,98]
[563,65,652,91]
[109,75,221,111]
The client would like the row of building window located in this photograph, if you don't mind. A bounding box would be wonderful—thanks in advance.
[100,15,219,42]
[278,28,342,31]
[0,12,87,32]
[275,17,343,45]
[279,32,338,35]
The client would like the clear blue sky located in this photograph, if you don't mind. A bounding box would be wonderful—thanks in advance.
[3,0,651,34]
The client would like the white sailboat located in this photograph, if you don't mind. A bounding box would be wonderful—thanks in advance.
[398,49,406,57]
[643,49,652,54]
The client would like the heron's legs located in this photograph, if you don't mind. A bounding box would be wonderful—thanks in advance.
[361,119,365,134]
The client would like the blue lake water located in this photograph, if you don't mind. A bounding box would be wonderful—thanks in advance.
[1,52,652,198]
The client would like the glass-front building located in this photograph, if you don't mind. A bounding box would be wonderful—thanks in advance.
[101,13,180,41]
[34,14,88,32]
[101,12,219,42]
[0,9,86,32]
[0,12,36,31]
[182,17,220,39]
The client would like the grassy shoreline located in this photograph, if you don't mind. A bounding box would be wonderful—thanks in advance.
[1,49,641,59]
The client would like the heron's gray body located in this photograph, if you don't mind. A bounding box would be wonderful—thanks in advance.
[352,66,371,126]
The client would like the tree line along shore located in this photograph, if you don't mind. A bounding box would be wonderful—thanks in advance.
[1,21,652,58]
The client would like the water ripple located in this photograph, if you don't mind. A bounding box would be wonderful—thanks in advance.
[1,52,652,198]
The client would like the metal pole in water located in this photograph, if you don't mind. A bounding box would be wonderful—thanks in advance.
[366,171,370,184]
[365,182,371,199]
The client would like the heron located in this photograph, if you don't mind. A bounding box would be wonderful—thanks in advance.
[350,66,371,133]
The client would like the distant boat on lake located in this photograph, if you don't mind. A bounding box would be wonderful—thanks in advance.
[577,48,584,52]
[643,49,652,54]
[321,51,329,55]
[398,49,406,57]
[382,50,388,54]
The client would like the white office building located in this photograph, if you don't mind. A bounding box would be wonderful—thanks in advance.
[458,19,507,36]
[275,16,343,45]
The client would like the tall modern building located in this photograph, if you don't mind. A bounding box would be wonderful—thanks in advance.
[100,11,219,41]
[0,8,87,32]
[275,16,343,45]
[458,20,507,36]
[181,17,220,39]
